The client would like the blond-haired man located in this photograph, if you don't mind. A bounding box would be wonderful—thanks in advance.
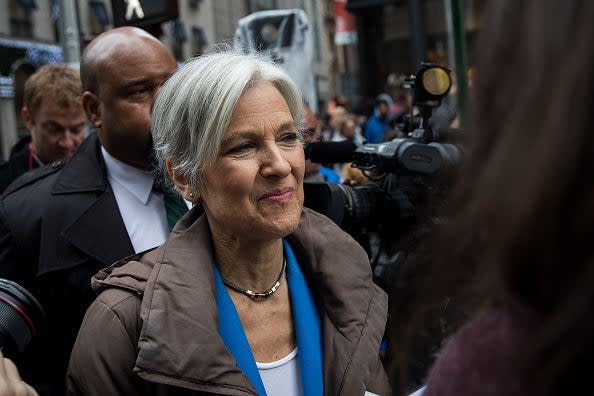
[0,64,86,192]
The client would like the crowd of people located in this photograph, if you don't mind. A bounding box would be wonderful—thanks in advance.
[302,92,411,185]
[0,0,591,395]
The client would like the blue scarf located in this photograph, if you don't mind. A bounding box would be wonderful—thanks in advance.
[213,240,323,395]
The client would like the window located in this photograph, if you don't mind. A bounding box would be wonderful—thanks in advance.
[10,0,33,38]
[189,0,202,10]
[89,0,111,27]
[247,0,276,13]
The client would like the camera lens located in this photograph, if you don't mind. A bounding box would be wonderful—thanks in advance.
[0,279,45,356]
[345,184,379,226]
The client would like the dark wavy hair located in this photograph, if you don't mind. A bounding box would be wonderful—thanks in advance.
[390,1,594,395]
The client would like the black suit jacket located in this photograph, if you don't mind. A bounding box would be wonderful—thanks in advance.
[0,132,135,395]
[0,135,40,194]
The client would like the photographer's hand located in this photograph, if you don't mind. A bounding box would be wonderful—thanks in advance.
[0,350,38,396]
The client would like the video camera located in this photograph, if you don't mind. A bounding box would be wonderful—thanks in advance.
[304,63,463,291]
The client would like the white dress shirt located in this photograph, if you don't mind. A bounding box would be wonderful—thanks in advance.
[101,146,169,253]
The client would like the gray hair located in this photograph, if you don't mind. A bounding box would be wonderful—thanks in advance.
[151,50,304,192]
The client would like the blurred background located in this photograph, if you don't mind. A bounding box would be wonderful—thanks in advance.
[0,0,485,158]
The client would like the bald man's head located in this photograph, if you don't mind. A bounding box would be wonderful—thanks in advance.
[80,27,163,95]
[79,26,177,169]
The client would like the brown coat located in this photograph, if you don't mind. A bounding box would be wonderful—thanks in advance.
[66,207,390,395]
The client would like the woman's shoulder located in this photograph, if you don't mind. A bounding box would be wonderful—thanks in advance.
[91,245,167,298]
[295,208,370,269]
[70,287,142,364]
[68,287,143,395]
[94,286,142,311]
[92,286,143,332]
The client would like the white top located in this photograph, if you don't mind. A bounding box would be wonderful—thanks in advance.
[257,348,302,396]
[408,386,426,396]
[101,146,169,253]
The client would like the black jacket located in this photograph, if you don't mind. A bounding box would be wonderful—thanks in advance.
[0,135,39,193]
[0,132,135,395]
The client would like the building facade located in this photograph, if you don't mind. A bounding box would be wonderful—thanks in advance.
[0,0,488,158]
[346,0,487,102]
[0,0,337,158]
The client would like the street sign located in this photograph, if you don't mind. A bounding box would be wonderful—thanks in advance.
[111,0,178,27]
[335,0,358,45]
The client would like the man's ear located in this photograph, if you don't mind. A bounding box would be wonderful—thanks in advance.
[82,91,101,129]
[166,158,196,202]
[21,107,34,130]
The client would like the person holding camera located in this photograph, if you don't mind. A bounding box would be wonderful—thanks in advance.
[67,51,390,396]
[392,1,594,396]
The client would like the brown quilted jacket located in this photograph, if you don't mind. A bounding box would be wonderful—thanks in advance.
[66,207,390,396]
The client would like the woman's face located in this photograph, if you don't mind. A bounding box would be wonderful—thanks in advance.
[200,82,305,242]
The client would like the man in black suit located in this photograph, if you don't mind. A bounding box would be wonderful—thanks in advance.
[0,27,181,395]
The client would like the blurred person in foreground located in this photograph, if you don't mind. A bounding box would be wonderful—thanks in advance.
[0,65,86,193]
[0,27,179,394]
[67,51,390,396]
[392,1,594,395]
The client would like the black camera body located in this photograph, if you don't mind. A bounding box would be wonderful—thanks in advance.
[304,63,463,291]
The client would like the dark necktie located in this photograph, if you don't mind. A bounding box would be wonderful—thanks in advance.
[164,192,188,231]
[154,182,188,231]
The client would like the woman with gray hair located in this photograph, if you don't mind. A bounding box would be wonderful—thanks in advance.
[66,51,390,396]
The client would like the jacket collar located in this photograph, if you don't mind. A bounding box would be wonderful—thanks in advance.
[94,207,388,394]
[43,131,135,270]
[9,135,32,158]
[52,132,108,194]
[101,146,155,204]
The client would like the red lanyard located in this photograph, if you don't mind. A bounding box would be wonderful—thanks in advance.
[28,143,34,170]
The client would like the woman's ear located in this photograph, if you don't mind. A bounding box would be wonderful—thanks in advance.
[166,158,196,202]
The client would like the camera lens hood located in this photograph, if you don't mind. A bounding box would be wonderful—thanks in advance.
[0,279,46,353]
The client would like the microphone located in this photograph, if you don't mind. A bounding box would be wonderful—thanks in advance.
[304,140,357,164]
